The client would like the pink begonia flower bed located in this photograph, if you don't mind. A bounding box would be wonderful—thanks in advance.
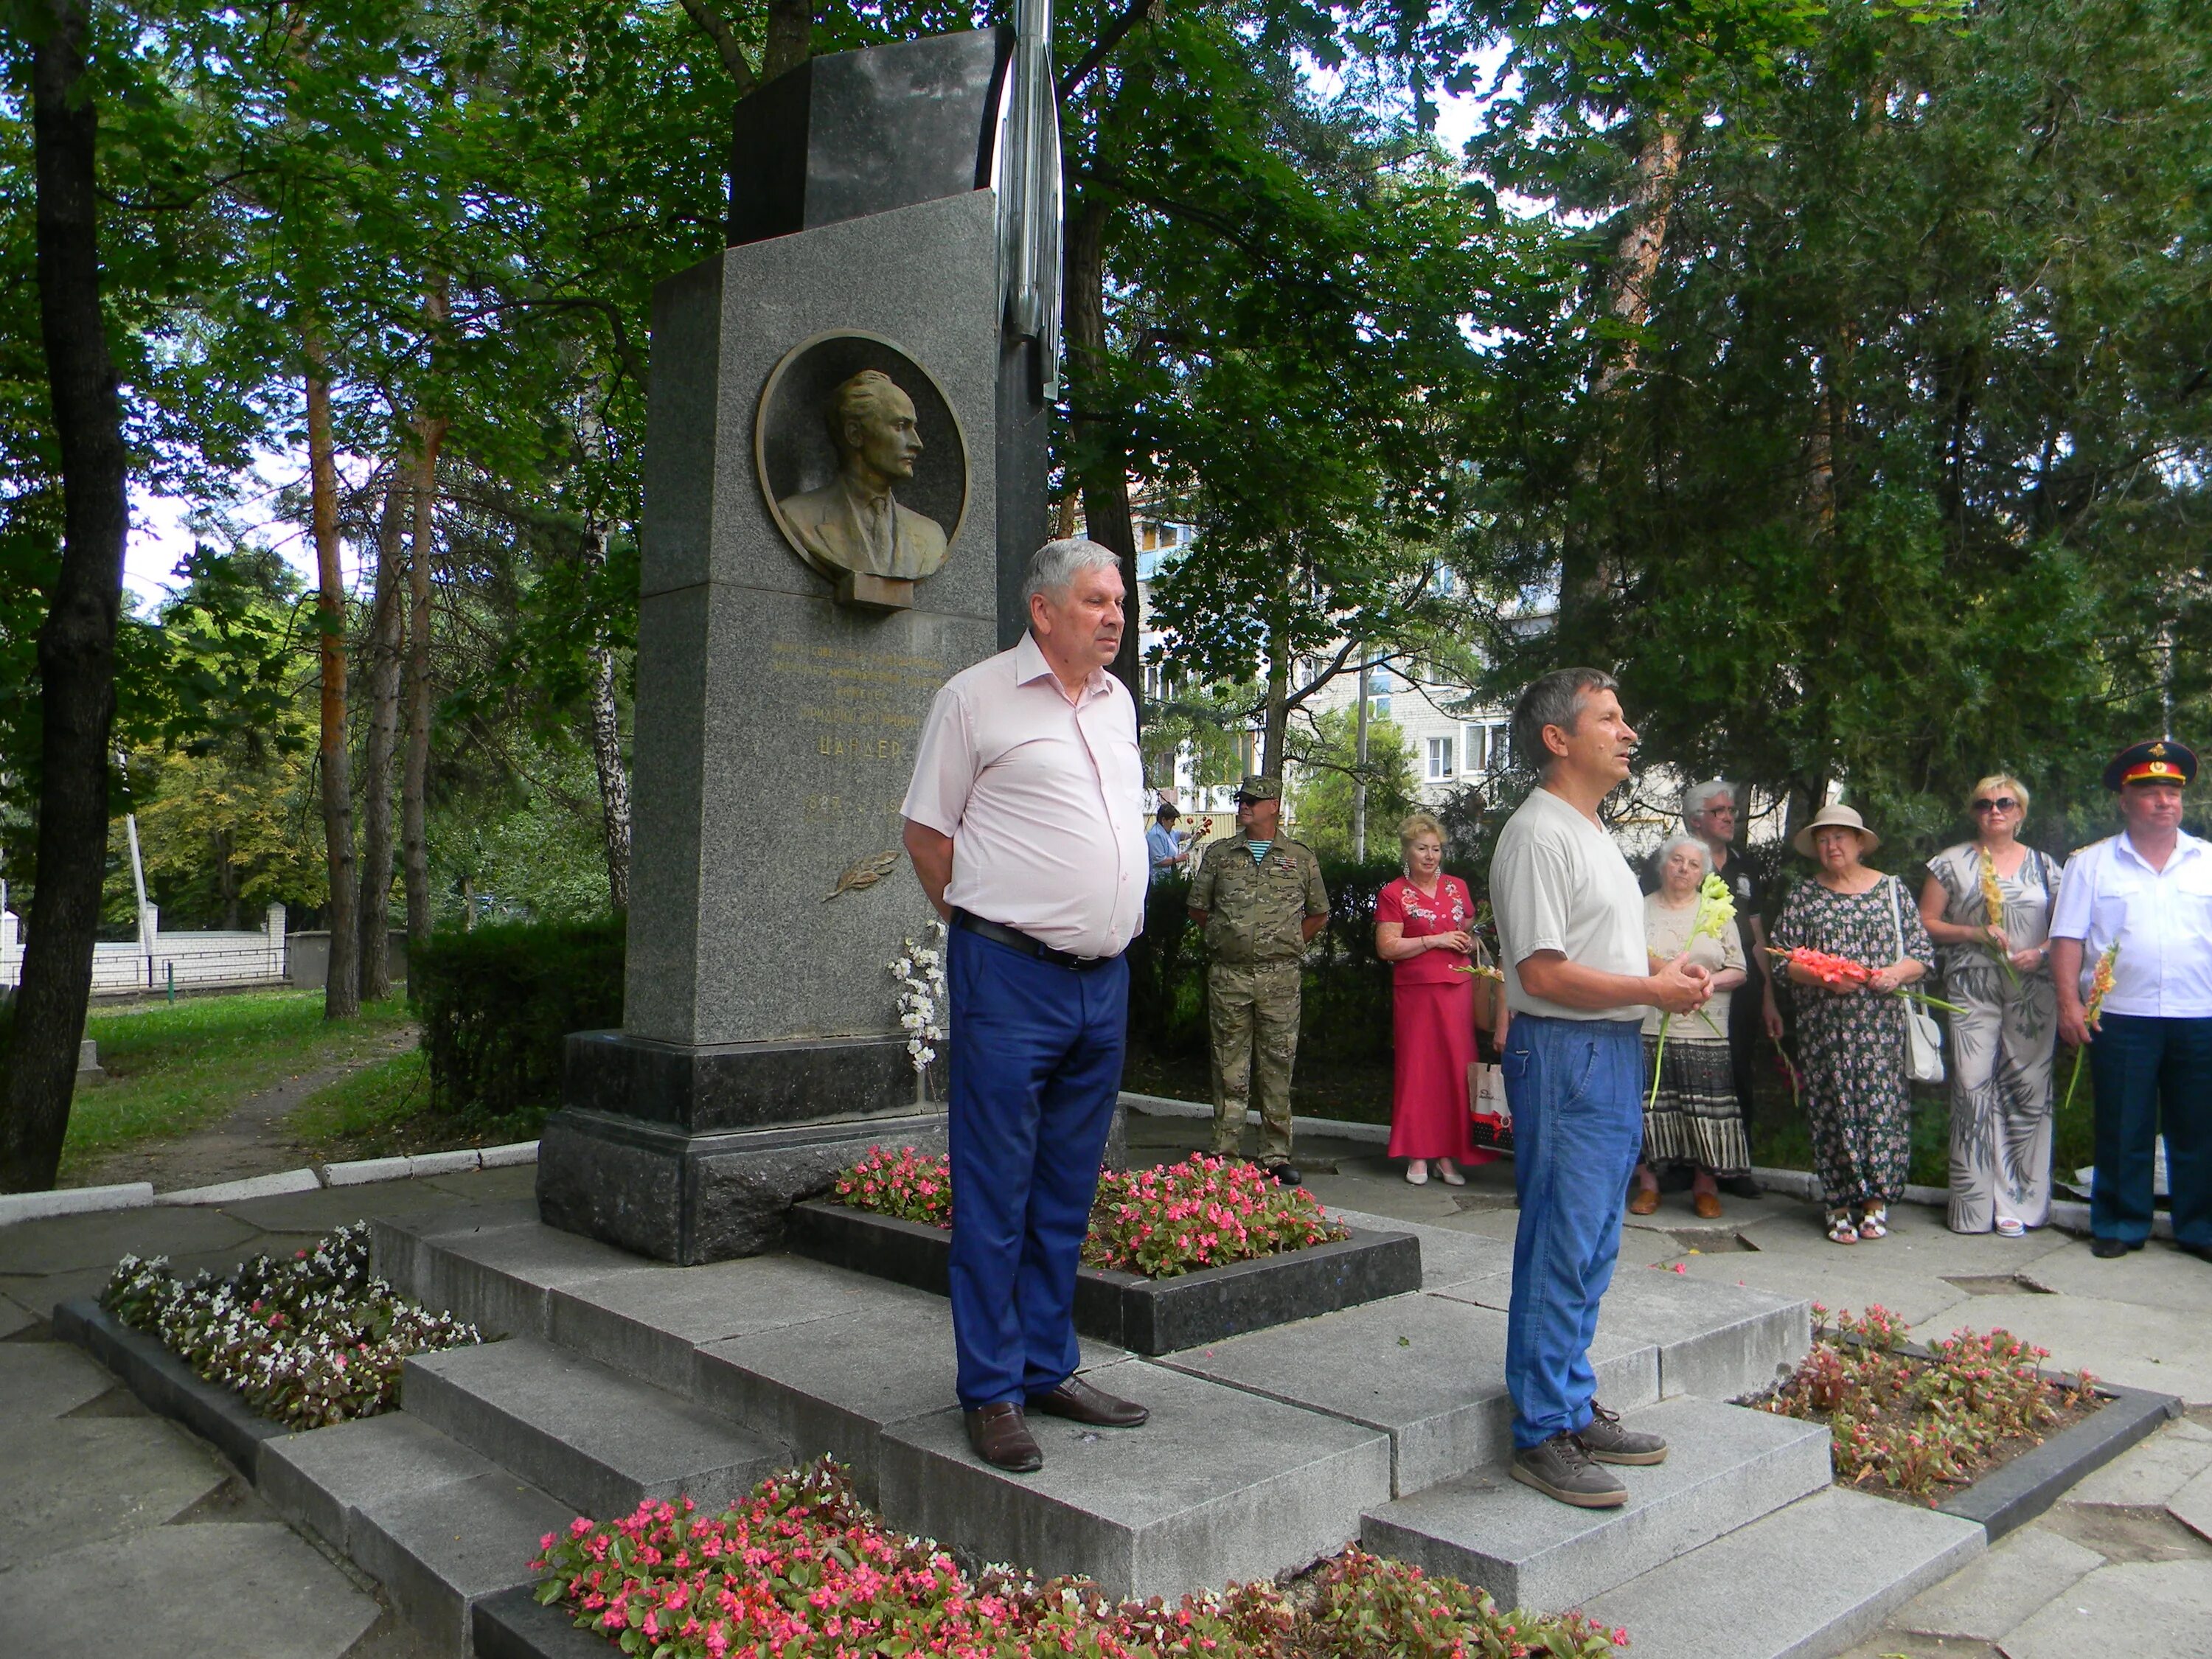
[832,1148,1349,1279]
[532,1457,1628,1659]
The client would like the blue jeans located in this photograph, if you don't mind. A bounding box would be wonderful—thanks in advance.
[945,926,1128,1408]
[2087,1012,2212,1249]
[1500,1014,1646,1450]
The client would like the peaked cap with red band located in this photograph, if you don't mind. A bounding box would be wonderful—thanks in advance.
[2103,738,2198,792]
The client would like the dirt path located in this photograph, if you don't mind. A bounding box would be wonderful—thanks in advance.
[77,1026,420,1194]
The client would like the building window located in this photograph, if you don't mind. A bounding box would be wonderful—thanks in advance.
[1425,736,1455,782]
[1464,723,1512,773]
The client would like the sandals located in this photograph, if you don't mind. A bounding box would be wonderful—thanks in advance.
[1857,1206,1888,1242]
[1826,1211,1860,1246]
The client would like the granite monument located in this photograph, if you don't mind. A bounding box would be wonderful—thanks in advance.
[536,14,1062,1262]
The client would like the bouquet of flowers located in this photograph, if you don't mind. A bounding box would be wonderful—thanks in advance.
[1767,947,1966,1014]
[1978,849,2022,987]
[1649,872,1736,1108]
[2060,942,2120,1113]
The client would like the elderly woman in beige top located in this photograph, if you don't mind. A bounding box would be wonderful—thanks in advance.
[1631,835,1750,1219]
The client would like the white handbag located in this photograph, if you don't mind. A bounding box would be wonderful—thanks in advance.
[1891,878,1945,1085]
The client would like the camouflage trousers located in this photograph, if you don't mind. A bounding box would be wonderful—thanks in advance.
[1207,960,1302,1163]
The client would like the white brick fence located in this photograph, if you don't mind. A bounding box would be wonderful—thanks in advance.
[1,883,288,995]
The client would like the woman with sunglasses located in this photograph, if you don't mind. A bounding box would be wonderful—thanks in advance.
[1919,775,2065,1237]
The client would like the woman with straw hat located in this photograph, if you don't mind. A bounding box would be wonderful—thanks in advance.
[1772,804,1938,1245]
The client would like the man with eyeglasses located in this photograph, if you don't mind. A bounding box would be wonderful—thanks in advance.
[2048,740,2212,1264]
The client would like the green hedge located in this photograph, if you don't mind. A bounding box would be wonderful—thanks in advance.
[411,916,624,1126]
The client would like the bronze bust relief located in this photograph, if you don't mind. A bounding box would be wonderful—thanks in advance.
[756,333,968,609]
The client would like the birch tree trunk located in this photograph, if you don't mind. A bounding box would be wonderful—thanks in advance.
[0,0,129,1192]
[355,465,406,999]
[580,515,632,911]
[307,338,359,1020]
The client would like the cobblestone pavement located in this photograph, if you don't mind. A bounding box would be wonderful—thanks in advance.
[7,1128,2210,1656]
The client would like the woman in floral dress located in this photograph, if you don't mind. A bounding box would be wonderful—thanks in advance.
[1773,805,1938,1245]
[1919,775,2064,1237]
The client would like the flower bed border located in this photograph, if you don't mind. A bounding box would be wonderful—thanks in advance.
[52,1295,288,1480]
[1927,1371,2178,1539]
[1761,1324,2183,1541]
[785,1198,1421,1354]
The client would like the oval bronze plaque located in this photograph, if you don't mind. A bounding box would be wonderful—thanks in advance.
[755,331,970,601]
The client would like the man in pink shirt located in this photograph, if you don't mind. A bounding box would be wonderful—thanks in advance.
[901,538,1150,1472]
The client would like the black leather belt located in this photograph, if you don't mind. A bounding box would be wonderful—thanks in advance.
[952,908,1114,971]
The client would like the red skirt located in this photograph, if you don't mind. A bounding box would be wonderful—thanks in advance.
[1387,979,1498,1163]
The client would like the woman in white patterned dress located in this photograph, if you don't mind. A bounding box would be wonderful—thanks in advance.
[1918,774,2065,1237]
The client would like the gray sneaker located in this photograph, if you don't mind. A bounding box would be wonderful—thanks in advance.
[1578,1402,1669,1465]
[1510,1430,1628,1508]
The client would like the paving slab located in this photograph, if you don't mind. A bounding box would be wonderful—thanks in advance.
[223,1180,515,1236]
[2062,1418,2212,1508]
[1996,1559,2212,1659]
[0,1518,382,1659]
[1433,1263,1809,1403]
[2003,1237,2212,1316]
[0,1415,228,1572]
[1360,1398,1832,1610]
[877,1358,1391,1601]
[0,1203,259,1278]
[1674,1234,1975,1329]
[548,1253,919,1395]
[404,1337,785,1520]
[2168,1463,2212,1543]
[0,1336,122,1417]
[1582,1486,1984,1659]
[0,1289,36,1339]
[350,1467,572,1658]
[1157,1290,1658,1496]
[1893,1522,2104,1641]
[260,1411,496,1551]
[1938,1291,2212,1402]
[380,1216,664,1340]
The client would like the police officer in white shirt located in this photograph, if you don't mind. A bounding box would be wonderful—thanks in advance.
[2048,739,2212,1263]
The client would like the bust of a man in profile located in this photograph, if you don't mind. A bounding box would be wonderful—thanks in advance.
[776,369,949,581]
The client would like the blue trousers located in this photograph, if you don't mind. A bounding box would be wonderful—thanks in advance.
[1500,1014,1646,1450]
[945,926,1128,1408]
[2087,1012,2212,1250]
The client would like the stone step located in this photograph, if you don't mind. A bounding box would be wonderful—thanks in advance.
[1428,1261,1809,1404]
[259,1411,571,1658]
[403,1337,788,1521]
[372,1208,667,1342]
[1359,1397,1832,1610]
[1157,1290,1660,1498]
[1582,1486,1986,1659]
[874,1357,1392,1602]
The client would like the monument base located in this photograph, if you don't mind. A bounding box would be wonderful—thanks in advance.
[538,1105,951,1265]
[541,1028,939,1264]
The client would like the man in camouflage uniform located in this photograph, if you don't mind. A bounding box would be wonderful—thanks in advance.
[1187,775,1330,1183]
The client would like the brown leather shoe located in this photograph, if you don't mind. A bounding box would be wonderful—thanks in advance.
[964,1402,1043,1471]
[1692,1192,1724,1220]
[1627,1186,1662,1216]
[1027,1374,1150,1427]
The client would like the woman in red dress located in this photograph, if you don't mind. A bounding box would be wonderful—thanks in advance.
[1376,812,1501,1184]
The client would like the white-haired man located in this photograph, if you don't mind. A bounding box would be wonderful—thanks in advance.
[1680,780,1781,1194]
[901,538,1151,1474]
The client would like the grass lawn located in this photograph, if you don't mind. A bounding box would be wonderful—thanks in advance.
[285,1046,546,1163]
[60,991,414,1179]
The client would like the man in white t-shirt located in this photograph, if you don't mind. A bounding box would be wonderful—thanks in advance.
[1489,668,1713,1509]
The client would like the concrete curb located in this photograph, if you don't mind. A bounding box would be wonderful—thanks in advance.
[0,1141,541,1228]
[1935,1380,2183,1540]
[52,1295,286,1480]
[0,1182,155,1227]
